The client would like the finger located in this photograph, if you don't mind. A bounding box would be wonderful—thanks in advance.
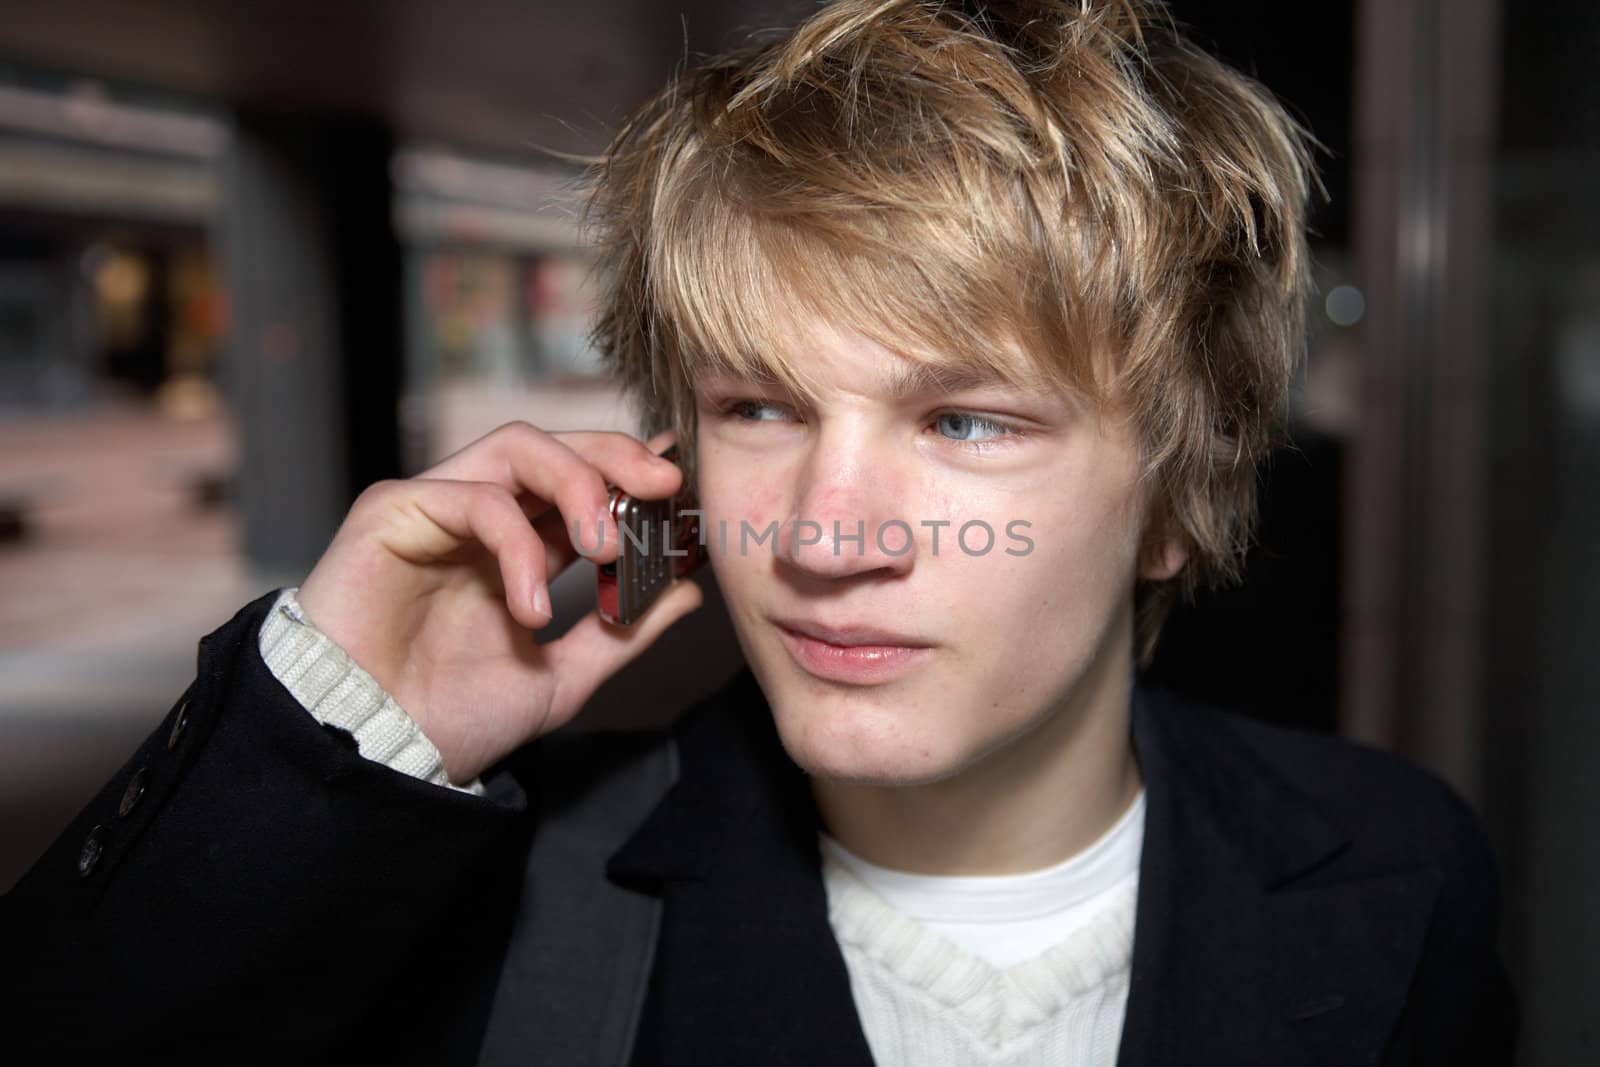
[515,428,688,576]
[525,425,683,574]
[548,429,686,507]
[388,479,556,629]
[425,423,682,501]
[537,430,687,562]
[420,425,615,564]
[424,423,683,562]
[527,502,594,577]
[643,427,678,455]
[542,578,706,722]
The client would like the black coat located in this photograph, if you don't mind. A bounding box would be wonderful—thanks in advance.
[3,589,1518,1064]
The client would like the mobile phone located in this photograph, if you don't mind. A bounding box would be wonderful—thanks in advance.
[595,443,705,625]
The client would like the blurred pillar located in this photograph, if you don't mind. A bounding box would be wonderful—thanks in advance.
[1485,1,1600,1059]
[1345,0,1501,802]
[216,112,403,575]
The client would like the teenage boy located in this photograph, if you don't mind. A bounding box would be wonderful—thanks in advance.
[5,2,1516,1064]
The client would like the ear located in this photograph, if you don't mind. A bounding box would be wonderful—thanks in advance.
[1135,497,1189,582]
[1138,537,1188,582]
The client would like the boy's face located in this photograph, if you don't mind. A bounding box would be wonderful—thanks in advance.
[693,315,1181,786]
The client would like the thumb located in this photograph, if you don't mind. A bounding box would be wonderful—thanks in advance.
[543,578,706,723]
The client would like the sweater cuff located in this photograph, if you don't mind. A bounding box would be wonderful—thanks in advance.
[258,587,486,797]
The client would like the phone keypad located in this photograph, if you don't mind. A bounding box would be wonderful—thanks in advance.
[616,497,673,625]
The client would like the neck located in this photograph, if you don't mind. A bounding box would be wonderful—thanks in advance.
[809,609,1142,877]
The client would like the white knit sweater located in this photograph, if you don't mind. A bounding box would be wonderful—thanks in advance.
[258,587,483,794]
[819,801,1141,1065]
[257,586,1140,1064]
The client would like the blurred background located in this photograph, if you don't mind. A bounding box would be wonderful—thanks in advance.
[0,0,1591,1059]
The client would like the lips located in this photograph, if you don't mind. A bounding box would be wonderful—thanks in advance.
[775,618,934,649]
[773,617,934,685]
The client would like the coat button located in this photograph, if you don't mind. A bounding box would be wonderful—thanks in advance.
[167,697,191,750]
[118,766,148,817]
[78,825,106,877]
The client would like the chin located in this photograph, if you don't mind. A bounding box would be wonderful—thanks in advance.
[764,685,973,786]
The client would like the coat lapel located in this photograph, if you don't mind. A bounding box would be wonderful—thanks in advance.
[1115,685,1442,1067]
[607,669,877,1067]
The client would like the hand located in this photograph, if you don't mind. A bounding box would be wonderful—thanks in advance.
[294,422,704,783]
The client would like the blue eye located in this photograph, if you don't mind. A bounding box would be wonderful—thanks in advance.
[935,412,1010,442]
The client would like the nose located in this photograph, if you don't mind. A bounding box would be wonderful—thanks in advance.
[777,433,917,579]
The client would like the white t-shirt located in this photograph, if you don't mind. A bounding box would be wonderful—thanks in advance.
[818,788,1145,968]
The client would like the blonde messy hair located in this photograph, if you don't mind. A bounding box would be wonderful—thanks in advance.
[583,0,1318,665]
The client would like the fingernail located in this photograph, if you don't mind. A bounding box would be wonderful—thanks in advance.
[533,586,552,619]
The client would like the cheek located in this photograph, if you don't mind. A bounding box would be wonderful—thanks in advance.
[935,471,1142,662]
[695,446,787,597]
[695,441,786,524]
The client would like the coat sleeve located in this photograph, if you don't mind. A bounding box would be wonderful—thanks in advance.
[1381,785,1521,1065]
[0,588,532,1062]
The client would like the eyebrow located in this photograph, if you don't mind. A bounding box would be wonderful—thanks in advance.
[696,357,1041,404]
[881,361,1028,402]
